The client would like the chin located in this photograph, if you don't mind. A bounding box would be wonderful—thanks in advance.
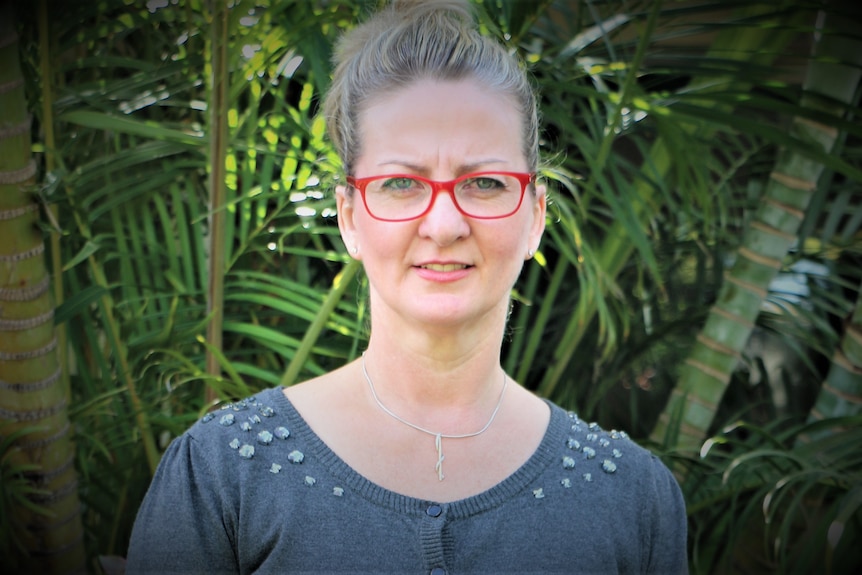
[408,297,505,329]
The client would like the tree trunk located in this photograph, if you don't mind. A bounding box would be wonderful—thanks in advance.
[651,1,862,454]
[204,0,230,403]
[800,276,862,443]
[0,3,85,573]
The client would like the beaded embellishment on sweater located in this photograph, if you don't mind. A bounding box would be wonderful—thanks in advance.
[201,394,634,502]
[201,396,340,496]
[532,411,629,498]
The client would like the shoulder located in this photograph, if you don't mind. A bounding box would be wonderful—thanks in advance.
[128,387,299,572]
[137,386,321,530]
[175,387,300,477]
[189,386,290,445]
[472,399,687,571]
[541,401,685,527]
[546,402,671,481]
[540,402,688,571]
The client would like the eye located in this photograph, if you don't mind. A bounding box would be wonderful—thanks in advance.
[460,175,508,193]
[473,177,506,190]
[381,177,420,191]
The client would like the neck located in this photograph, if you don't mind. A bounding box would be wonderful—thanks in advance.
[364,336,502,403]
[361,351,509,481]
[363,295,509,405]
[360,335,508,436]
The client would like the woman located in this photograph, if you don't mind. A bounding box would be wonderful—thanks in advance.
[127,0,688,573]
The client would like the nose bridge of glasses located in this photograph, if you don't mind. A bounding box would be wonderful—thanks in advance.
[426,177,463,214]
[428,177,458,195]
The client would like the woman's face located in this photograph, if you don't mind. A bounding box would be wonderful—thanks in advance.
[336,78,545,332]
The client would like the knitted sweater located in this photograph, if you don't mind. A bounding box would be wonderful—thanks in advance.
[127,387,688,574]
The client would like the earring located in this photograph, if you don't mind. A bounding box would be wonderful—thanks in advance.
[352,246,359,255]
[527,250,534,259]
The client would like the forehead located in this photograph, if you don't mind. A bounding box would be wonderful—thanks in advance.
[355,78,526,174]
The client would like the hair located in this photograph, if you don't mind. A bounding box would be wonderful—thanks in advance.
[322,0,539,175]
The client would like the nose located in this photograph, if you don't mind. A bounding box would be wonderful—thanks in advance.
[417,186,470,246]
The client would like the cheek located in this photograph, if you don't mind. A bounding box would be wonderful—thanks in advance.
[355,218,412,261]
[481,223,529,267]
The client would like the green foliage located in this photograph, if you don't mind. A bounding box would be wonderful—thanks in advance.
[14,0,368,562]
[0,426,52,567]
[686,417,862,574]
[7,0,862,572]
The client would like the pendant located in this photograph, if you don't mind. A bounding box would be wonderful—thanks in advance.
[435,433,445,481]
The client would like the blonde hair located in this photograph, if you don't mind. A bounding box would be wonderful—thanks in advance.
[322,0,539,174]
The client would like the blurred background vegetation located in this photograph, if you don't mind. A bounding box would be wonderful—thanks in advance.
[1,0,860,573]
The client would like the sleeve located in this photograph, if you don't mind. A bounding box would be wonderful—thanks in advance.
[126,432,239,575]
[645,456,689,574]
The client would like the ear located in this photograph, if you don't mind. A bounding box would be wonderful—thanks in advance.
[336,185,361,259]
[527,183,547,256]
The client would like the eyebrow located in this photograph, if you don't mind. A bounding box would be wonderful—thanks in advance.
[375,159,509,175]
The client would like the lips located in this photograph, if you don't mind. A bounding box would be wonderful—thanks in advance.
[419,263,470,272]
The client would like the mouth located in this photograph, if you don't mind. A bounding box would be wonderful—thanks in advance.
[418,263,471,272]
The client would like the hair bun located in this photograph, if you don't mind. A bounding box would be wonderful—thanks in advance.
[389,0,474,22]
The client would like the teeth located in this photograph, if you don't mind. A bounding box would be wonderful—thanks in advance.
[422,264,467,272]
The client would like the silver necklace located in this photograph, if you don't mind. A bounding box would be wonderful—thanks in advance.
[361,353,508,481]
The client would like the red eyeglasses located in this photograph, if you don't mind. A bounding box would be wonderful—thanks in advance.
[346,171,535,222]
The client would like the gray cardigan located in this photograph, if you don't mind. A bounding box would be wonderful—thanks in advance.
[127,387,688,574]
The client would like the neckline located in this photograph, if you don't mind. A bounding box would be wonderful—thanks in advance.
[268,387,564,518]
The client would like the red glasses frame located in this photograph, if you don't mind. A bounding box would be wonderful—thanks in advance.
[345,171,536,222]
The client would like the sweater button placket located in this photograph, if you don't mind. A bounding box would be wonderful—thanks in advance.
[420,503,448,575]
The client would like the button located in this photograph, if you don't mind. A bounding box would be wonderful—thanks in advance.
[426,504,442,517]
[430,568,446,575]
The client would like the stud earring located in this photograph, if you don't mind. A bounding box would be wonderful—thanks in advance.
[352,246,359,255]
[527,250,534,259]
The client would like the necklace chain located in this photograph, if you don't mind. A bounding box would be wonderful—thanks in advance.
[361,352,508,481]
